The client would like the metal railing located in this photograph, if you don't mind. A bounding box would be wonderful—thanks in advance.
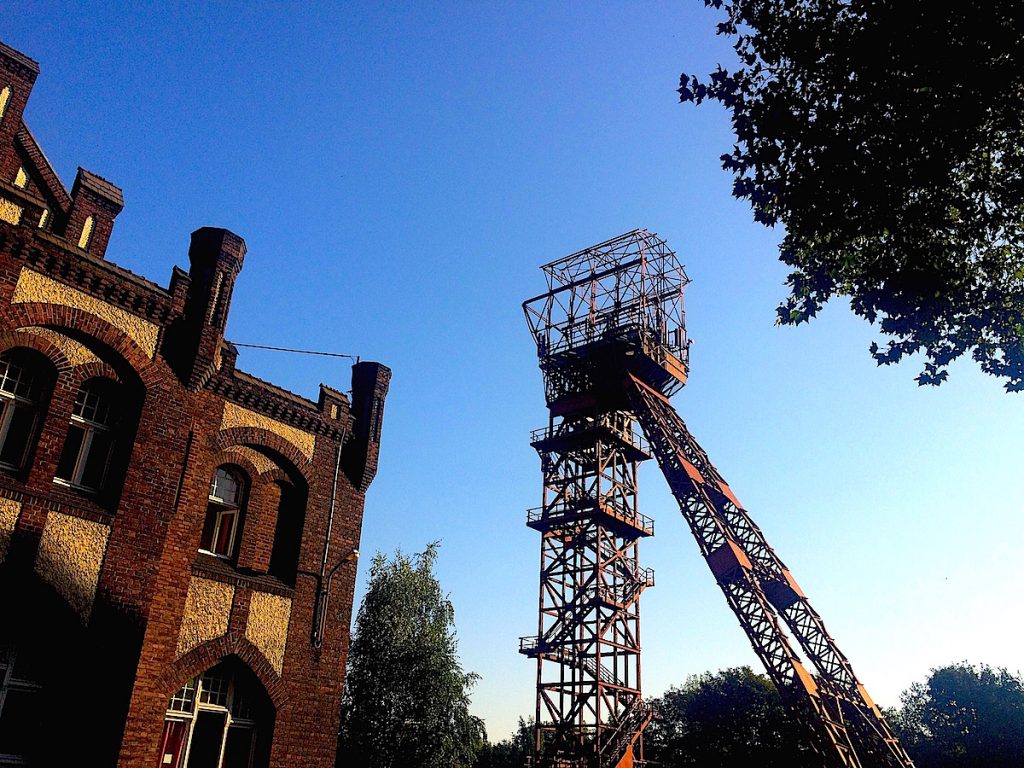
[525,500,654,536]
[529,416,650,456]
[534,313,689,369]
[598,699,654,768]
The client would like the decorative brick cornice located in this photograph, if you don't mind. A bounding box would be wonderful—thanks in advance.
[206,370,346,441]
[191,555,295,599]
[0,41,39,78]
[0,225,174,326]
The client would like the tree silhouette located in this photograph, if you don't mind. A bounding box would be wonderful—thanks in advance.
[473,717,533,768]
[892,662,1024,767]
[338,543,484,768]
[680,1,1024,390]
[645,666,813,767]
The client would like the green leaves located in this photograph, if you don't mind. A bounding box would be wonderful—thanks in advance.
[338,543,484,768]
[643,663,1024,767]
[473,718,533,768]
[645,666,814,767]
[683,0,1024,390]
[891,663,1024,767]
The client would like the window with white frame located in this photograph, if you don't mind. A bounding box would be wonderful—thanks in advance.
[0,641,44,765]
[54,379,119,492]
[0,351,47,472]
[160,663,267,768]
[199,467,246,559]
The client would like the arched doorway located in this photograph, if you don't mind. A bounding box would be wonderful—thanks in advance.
[159,658,274,768]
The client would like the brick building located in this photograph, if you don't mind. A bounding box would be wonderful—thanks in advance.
[0,41,389,767]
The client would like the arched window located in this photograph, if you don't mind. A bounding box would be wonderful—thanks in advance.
[0,350,49,471]
[54,379,119,491]
[0,86,10,125]
[78,216,94,250]
[161,660,273,768]
[200,467,246,559]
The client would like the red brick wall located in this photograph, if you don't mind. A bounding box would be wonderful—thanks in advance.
[0,40,389,768]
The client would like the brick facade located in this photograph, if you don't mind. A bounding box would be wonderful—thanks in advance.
[0,41,389,767]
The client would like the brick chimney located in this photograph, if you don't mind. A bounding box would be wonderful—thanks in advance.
[67,168,124,257]
[344,362,391,490]
[182,227,246,388]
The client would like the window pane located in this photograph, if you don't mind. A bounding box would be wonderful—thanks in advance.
[200,671,229,707]
[55,425,86,482]
[73,385,112,425]
[187,710,227,766]
[0,687,44,758]
[199,506,218,552]
[214,510,237,556]
[158,719,190,768]
[0,403,34,466]
[231,685,254,720]
[10,643,45,682]
[210,468,240,506]
[0,357,33,399]
[222,725,257,768]
[168,678,197,714]
[79,429,114,489]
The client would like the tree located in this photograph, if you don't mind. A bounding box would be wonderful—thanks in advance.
[645,666,813,767]
[680,2,1024,390]
[472,717,533,768]
[891,662,1024,767]
[338,543,485,768]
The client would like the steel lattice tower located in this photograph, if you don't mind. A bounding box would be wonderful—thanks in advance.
[520,231,689,768]
[521,230,915,768]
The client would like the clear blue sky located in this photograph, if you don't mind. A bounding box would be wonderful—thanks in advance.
[5,1,1022,743]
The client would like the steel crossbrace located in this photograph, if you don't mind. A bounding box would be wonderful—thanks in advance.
[625,378,915,768]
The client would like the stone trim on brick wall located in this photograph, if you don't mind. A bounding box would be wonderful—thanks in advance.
[223,445,278,476]
[19,325,100,366]
[175,576,235,657]
[245,591,292,675]
[0,495,20,562]
[221,402,315,461]
[12,267,160,357]
[158,632,288,709]
[33,510,110,621]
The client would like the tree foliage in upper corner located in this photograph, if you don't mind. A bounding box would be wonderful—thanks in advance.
[645,666,814,767]
[680,1,1024,390]
[891,662,1024,768]
[338,543,485,768]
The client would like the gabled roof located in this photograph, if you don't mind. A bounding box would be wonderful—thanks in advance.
[75,167,124,209]
[15,124,71,212]
[0,41,39,75]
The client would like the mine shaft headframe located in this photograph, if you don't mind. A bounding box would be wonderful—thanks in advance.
[522,229,693,407]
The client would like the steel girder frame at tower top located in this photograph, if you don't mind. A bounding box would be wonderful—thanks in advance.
[520,230,915,768]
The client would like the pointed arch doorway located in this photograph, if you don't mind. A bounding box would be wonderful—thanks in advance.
[159,658,274,768]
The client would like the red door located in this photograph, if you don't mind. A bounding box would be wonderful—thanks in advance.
[157,719,189,768]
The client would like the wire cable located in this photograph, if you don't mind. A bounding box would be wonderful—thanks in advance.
[231,342,360,363]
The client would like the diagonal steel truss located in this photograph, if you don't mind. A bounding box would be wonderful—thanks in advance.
[521,229,915,768]
[626,377,914,768]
